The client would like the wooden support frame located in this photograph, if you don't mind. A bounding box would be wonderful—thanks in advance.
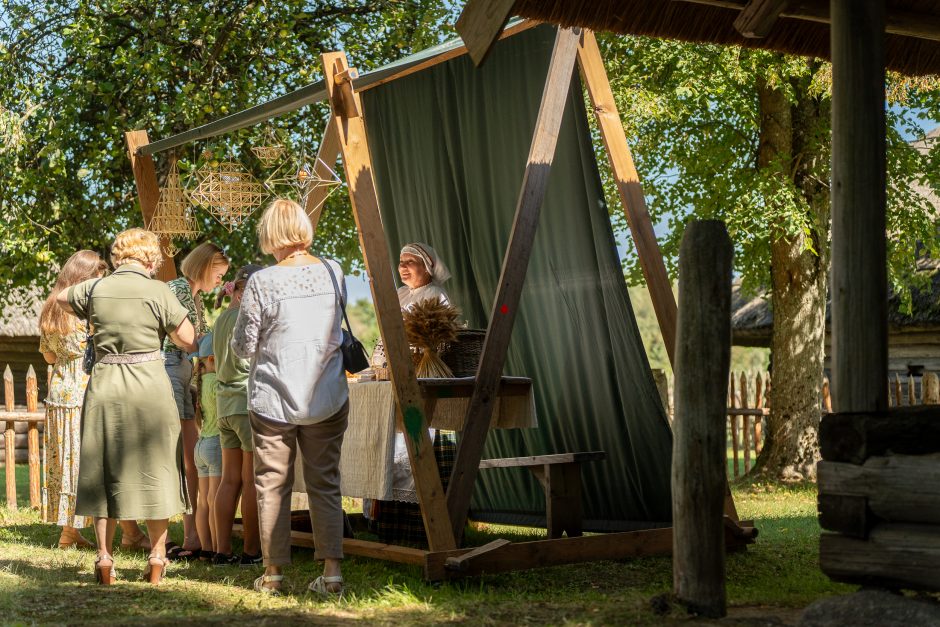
[307,115,341,236]
[125,130,177,281]
[445,26,583,541]
[321,51,457,552]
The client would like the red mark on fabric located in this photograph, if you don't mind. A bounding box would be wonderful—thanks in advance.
[500,304,509,314]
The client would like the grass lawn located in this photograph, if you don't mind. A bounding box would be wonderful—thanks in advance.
[0,463,850,625]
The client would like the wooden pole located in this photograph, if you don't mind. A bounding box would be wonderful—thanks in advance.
[445,27,582,540]
[4,365,16,509]
[320,51,456,551]
[729,376,739,478]
[26,365,40,509]
[307,116,341,236]
[576,31,678,367]
[672,220,732,618]
[830,0,887,414]
[741,372,750,473]
[754,372,764,452]
[126,130,176,282]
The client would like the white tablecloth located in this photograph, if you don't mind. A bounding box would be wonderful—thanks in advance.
[292,378,537,500]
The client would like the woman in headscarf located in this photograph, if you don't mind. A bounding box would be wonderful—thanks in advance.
[368,242,457,546]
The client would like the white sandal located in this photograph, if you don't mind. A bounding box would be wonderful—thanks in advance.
[253,574,284,595]
[308,575,344,597]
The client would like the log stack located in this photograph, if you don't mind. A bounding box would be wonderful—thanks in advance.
[818,406,940,590]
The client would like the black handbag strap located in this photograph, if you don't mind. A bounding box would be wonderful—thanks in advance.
[318,257,353,332]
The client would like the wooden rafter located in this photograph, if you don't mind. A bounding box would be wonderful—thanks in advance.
[307,116,340,235]
[445,26,583,541]
[733,0,790,38]
[125,130,177,281]
[455,0,517,66]
[320,51,457,552]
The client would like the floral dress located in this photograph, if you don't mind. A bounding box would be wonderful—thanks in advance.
[39,329,91,528]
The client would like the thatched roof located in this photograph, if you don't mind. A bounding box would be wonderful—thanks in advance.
[512,1,940,76]
[733,258,940,345]
[0,288,42,338]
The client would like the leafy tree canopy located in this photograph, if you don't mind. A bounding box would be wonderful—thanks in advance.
[0,0,455,299]
[598,34,940,309]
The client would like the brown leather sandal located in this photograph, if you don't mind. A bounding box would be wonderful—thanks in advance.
[142,554,168,585]
[94,554,116,585]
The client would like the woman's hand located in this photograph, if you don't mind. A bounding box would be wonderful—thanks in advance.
[170,318,198,354]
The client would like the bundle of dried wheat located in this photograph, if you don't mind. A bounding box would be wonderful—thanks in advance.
[403,299,459,378]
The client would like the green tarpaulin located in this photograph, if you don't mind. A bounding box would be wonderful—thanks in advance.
[361,25,673,530]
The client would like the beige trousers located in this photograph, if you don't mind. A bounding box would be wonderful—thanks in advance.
[250,402,348,565]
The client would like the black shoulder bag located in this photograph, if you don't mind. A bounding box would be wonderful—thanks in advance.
[319,258,370,374]
[81,279,103,374]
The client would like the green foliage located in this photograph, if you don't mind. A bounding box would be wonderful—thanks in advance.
[0,0,456,296]
[348,297,379,354]
[598,35,940,307]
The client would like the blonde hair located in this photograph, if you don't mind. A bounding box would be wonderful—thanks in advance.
[256,198,313,255]
[180,241,229,285]
[111,228,163,270]
[39,250,108,336]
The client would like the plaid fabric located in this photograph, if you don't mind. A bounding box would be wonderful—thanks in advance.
[372,430,456,546]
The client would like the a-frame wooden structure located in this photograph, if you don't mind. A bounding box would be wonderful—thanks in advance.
[126,21,753,580]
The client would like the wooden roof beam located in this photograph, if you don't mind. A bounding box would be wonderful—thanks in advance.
[456,0,517,66]
[675,0,940,43]
[733,0,790,38]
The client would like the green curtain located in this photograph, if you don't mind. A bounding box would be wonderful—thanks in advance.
[361,25,673,530]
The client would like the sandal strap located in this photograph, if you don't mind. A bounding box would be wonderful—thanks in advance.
[321,575,344,584]
[263,574,285,582]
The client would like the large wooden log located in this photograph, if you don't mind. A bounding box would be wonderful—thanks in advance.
[830,0,888,413]
[818,454,940,527]
[820,523,940,591]
[820,407,940,464]
[672,220,733,619]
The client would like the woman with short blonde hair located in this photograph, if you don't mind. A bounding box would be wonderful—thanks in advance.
[164,240,230,559]
[233,198,348,596]
[56,228,197,585]
[256,198,313,255]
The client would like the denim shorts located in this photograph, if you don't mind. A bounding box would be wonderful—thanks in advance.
[164,351,195,420]
[194,434,222,478]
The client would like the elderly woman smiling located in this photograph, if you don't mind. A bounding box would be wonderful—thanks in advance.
[56,228,197,585]
[232,198,349,596]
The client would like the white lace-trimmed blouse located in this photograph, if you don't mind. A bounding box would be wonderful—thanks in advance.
[231,261,349,425]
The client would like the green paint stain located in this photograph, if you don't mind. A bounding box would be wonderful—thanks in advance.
[403,405,424,443]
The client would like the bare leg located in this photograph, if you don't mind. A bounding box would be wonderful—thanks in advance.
[144,519,170,584]
[180,419,200,550]
[240,451,260,556]
[206,476,221,554]
[58,524,92,548]
[119,520,150,549]
[93,517,117,557]
[195,476,212,556]
[323,557,343,593]
[214,447,243,556]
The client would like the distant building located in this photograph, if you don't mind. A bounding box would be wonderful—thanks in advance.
[0,287,48,402]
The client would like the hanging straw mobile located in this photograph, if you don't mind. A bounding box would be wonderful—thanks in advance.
[148,159,201,257]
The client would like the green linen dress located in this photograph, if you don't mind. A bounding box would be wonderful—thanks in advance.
[68,263,191,520]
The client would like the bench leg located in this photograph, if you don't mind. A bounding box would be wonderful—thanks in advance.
[530,463,584,539]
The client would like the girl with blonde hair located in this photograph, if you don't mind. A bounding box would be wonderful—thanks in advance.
[163,241,230,559]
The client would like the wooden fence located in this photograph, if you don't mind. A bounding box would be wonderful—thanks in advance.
[1,364,45,510]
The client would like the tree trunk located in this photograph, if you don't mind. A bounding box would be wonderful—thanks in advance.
[754,77,830,481]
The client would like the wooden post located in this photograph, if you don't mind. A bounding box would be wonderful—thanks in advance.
[446,27,582,540]
[26,366,39,509]
[672,220,732,619]
[126,130,176,282]
[823,376,833,413]
[754,372,764,452]
[307,116,341,236]
[908,374,916,407]
[320,51,456,551]
[741,372,750,473]
[577,31,678,367]
[830,0,887,414]
[4,365,16,509]
[924,372,939,404]
[729,376,739,478]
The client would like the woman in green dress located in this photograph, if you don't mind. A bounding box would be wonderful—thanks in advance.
[57,228,197,585]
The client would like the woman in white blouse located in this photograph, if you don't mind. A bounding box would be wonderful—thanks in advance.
[232,198,348,596]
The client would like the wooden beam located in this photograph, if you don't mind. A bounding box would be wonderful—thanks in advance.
[307,115,340,236]
[445,26,582,541]
[320,51,456,552]
[830,0,888,414]
[675,0,940,43]
[733,0,790,38]
[576,30,677,367]
[820,407,940,464]
[444,539,511,572]
[820,524,940,591]
[455,0,517,67]
[125,130,176,282]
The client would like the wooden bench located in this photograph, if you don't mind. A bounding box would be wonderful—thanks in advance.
[478,451,606,539]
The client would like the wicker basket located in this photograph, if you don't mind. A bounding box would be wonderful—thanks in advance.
[441,329,486,377]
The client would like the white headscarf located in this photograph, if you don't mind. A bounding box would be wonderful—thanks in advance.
[400,242,451,285]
